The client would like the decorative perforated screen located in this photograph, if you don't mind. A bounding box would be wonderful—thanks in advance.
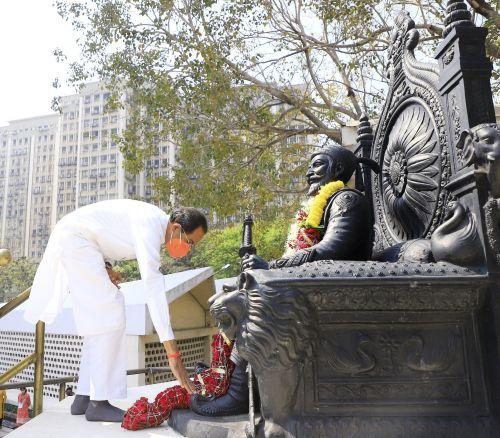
[0,331,83,399]
[0,332,210,397]
[144,336,208,384]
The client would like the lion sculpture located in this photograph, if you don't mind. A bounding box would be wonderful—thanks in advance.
[209,270,317,437]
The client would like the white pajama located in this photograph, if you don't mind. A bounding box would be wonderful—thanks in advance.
[76,328,127,400]
[23,199,177,401]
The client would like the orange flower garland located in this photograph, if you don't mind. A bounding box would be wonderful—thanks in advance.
[284,181,345,255]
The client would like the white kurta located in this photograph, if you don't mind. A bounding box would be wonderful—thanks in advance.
[24,199,174,342]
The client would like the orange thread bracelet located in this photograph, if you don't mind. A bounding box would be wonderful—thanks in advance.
[167,352,181,359]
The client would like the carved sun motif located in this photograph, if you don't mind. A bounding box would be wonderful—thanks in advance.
[382,104,440,241]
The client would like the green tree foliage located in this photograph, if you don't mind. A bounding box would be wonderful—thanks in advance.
[115,218,291,280]
[54,0,498,221]
[113,260,140,282]
[0,258,39,302]
[189,218,290,278]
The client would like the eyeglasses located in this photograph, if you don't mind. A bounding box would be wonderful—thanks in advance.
[178,225,195,248]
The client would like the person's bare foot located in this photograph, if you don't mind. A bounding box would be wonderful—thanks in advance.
[85,400,125,422]
[70,395,90,415]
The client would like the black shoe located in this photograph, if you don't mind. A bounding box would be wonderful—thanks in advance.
[71,395,90,415]
[85,400,125,422]
[190,361,249,416]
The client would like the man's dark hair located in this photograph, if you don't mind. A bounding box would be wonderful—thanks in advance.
[170,207,208,234]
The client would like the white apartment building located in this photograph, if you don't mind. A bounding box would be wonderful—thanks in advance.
[0,82,176,260]
[0,115,60,259]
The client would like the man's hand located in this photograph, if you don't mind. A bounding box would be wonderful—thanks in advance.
[168,356,195,394]
[241,254,269,271]
[164,340,195,394]
[105,265,122,288]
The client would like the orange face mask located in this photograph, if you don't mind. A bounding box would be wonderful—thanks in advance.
[165,225,191,259]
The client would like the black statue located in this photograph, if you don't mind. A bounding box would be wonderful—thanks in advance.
[242,145,379,271]
[171,3,500,437]
[197,5,500,438]
[190,145,379,420]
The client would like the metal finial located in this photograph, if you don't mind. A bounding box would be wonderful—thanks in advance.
[356,114,374,146]
[443,0,474,38]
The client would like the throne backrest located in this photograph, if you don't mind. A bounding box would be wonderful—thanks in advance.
[367,12,452,255]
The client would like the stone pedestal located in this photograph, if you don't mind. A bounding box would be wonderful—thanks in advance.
[168,410,250,438]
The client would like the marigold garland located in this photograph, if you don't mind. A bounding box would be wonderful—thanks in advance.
[284,181,344,256]
[305,181,345,228]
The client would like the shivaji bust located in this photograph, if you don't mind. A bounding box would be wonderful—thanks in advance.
[242,144,379,270]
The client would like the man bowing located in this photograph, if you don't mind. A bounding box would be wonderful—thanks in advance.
[24,200,207,422]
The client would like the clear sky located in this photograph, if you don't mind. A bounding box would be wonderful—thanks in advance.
[0,0,82,126]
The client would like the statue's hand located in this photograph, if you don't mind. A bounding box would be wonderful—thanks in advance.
[241,254,269,271]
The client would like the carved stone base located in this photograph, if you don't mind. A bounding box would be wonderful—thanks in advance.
[168,411,499,438]
[284,416,499,438]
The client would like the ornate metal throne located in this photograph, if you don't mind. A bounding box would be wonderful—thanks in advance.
[210,3,500,437]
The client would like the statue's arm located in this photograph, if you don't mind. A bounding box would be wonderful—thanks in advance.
[269,191,369,268]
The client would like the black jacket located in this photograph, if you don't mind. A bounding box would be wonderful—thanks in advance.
[269,188,372,268]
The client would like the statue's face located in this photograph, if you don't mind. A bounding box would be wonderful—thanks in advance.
[475,126,500,198]
[306,153,343,196]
